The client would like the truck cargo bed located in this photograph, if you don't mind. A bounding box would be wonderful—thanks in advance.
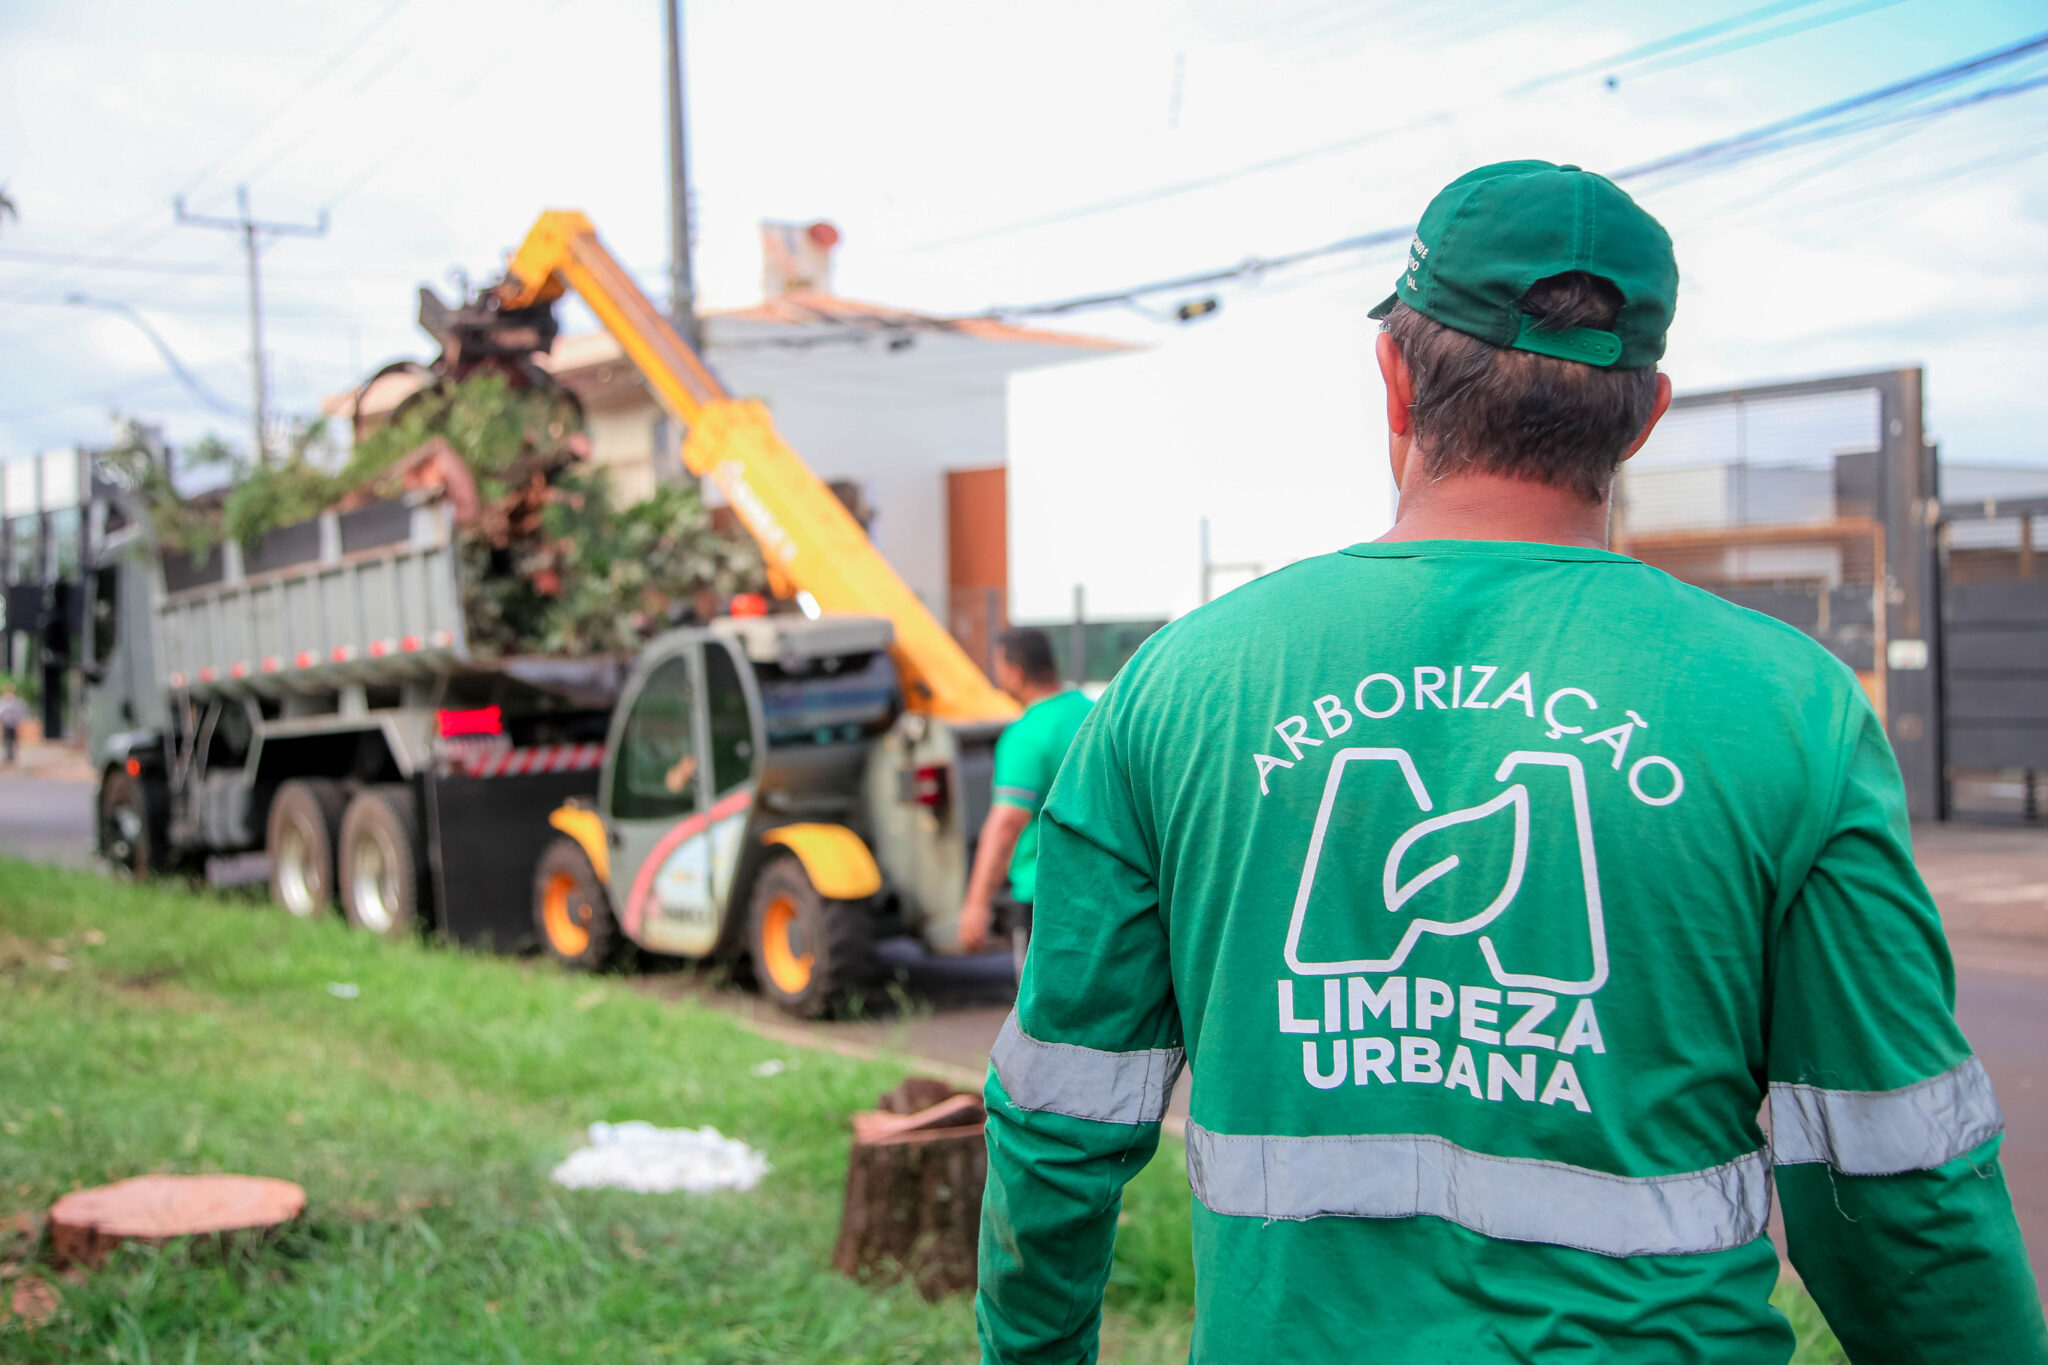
[156,495,467,698]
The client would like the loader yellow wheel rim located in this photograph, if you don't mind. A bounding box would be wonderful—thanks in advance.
[542,871,591,957]
[760,895,813,995]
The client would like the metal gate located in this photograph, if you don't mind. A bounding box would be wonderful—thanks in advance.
[1938,493,2048,822]
[1613,368,1941,819]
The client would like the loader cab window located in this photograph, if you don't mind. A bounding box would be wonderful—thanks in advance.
[613,655,700,822]
[704,641,755,795]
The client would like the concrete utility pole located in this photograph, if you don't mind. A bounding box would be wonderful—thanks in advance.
[174,186,328,465]
[663,0,701,353]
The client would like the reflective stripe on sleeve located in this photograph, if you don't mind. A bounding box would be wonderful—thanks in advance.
[1770,1055,2003,1176]
[1183,1122,1773,1258]
[989,1011,1184,1126]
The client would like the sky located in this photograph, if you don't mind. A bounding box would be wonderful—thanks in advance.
[2,0,2046,607]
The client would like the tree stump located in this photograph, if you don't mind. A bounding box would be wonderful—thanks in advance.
[49,1175,305,1269]
[832,1078,987,1301]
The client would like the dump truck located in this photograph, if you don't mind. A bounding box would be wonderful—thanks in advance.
[86,210,1019,1014]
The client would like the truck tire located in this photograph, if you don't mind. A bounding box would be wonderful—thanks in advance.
[98,769,164,879]
[746,853,880,1018]
[338,786,423,942]
[267,780,346,919]
[533,836,622,971]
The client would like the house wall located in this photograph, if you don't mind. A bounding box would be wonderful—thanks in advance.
[717,368,1009,614]
[1006,295,1392,623]
[569,360,1011,617]
[584,401,662,507]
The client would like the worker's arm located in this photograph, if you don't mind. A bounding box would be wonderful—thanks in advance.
[959,804,1032,952]
[1770,706,2048,1363]
[977,700,1179,1364]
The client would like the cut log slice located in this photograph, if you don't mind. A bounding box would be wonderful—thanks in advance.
[49,1175,306,1269]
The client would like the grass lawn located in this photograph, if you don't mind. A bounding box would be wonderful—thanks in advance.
[0,859,1845,1362]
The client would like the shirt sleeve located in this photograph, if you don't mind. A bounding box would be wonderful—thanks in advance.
[990,721,1044,814]
[977,693,1183,1364]
[1769,705,2048,1363]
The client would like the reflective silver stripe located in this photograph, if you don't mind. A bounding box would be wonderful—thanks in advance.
[989,1011,1184,1126]
[1184,1122,1772,1258]
[1770,1056,2003,1176]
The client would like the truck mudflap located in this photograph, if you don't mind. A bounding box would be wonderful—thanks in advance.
[423,766,602,950]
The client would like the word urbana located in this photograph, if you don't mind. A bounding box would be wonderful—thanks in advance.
[1280,976,1604,1114]
[1252,664,1686,803]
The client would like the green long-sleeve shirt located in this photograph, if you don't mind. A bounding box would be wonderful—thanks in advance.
[978,539,2045,1364]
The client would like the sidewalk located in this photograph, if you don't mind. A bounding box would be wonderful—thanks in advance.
[2,739,95,784]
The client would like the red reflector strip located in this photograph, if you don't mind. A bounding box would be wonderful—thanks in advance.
[198,667,216,683]
[261,657,280,673]
[230,662,249,678]
[295,651,315,668]
[401,634,421,652]
[369,640,391,658]
[454,742,606,779]
[331,645,356,663]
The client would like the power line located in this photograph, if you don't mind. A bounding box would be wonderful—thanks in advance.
[172,0,416,202]
[62,295,248,418]
[17,0,415,319]
[1614,31,2048,181]
[912,0,1912,253]
[973,30,2048,321]
[1617,0,1907,83]
[1516,0,1830,92]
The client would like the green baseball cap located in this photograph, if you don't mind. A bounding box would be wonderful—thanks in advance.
[1368,160,1677,369]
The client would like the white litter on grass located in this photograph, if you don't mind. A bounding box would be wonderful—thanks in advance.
[326,982,359,999]
[749,1059,786,1078]
[550,1122,769,1195]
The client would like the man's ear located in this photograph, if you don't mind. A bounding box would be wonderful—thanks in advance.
[1375,332,1413,437]
[1376,331,1415,486]
[1619,372,1674,463]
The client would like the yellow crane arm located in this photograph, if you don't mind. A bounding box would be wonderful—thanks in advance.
[497,211,1017,724]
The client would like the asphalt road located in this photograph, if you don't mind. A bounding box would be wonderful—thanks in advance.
[0,771,95,869]
[1,771,2041,1290]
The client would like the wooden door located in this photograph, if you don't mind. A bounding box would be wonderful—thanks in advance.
[946,466,1008,675]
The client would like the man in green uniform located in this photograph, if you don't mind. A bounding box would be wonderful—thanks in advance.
[978,161,2046,1363]
[958,627,1094,967]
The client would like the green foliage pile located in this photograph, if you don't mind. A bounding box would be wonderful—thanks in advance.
[105,373,766,657]
[464,473,766,656]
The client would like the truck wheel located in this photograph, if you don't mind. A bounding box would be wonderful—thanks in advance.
[338,787,423,941]
[533,837,621,970]
[746,854,879,1018]
[98,769,161,879]
[267,780,346,919]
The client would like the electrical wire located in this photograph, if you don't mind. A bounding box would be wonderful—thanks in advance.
[62,296,248,418]
[971,29,2048,321]
[914,0,1912,252]
[1516,0,1832,93]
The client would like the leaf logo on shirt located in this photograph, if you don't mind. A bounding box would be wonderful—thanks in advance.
[1383,785,1529,933]
[1282,748,1609,995]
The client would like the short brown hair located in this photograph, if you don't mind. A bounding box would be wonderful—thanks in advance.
[1383,272,1660,502]
[998,627,1060,684]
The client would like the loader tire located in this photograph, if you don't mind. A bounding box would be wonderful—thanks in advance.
[338,786,424,942]
[533,836,623,971]
[267,779,346,919]
[746,853,879,1019]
